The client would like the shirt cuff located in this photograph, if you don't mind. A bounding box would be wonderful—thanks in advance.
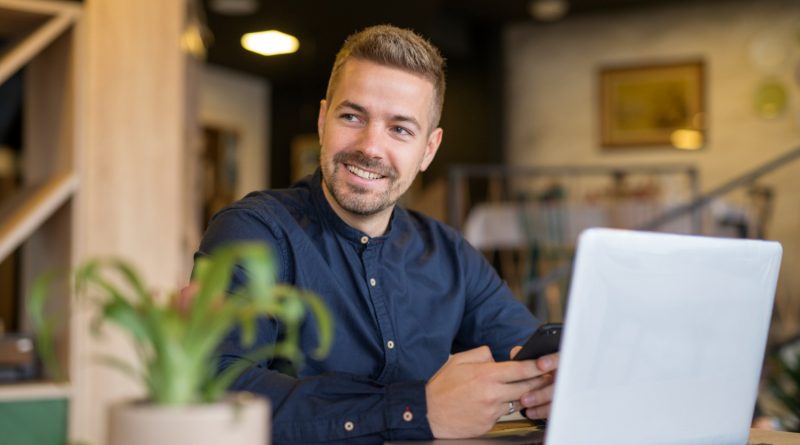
[385,380,433,440]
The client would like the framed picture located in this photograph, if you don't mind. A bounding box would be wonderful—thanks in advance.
[599,61,704,148]
[291,133,321,182]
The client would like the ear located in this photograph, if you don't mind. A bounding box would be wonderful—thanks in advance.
[419,127,443,172]
[317,99,328,144]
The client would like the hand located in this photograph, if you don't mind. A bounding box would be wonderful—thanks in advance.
[510,346,559,419]
[425,346,552,439]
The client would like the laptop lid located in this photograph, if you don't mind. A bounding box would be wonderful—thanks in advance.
[545,228,782,445]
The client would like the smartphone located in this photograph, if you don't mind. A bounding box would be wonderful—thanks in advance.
[513,323,562,361]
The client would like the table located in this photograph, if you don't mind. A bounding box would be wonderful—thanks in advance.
[386,421,800,444]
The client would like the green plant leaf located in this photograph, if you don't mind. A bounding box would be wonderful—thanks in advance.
[29,241,333,407]
[26,273,65,381]
[298,290,334,359]
[93,353,143,384]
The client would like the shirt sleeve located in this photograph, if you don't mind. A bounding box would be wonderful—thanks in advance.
[453,237,540,361]
[196,207,435,443]
[219,330,432,443]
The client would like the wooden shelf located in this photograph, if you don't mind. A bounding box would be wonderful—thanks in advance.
[0,0,81,85]
[0,172,78,263]
[0,381,71,402]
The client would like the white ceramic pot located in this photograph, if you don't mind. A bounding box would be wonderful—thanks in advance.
[108,392,269,445]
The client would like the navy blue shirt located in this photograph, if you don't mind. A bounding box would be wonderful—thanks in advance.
[196,169,539,444]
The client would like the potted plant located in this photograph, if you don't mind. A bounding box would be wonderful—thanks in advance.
[28,242,332,445]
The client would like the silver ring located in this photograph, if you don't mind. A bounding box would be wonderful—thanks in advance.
[507,401,515,415]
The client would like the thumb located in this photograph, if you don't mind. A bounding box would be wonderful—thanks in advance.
[509,345,522,360]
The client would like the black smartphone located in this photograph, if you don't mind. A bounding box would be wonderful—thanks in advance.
[513,323,562,361]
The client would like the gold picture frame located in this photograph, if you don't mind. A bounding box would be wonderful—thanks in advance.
[600,61,704,148]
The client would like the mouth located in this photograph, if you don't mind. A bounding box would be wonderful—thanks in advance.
[345,164,386,181]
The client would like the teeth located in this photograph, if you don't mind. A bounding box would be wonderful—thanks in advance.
[347,165,383,180]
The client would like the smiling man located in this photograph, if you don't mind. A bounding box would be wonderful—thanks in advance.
[196,25,558,444]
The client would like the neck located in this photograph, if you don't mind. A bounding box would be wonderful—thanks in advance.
[321,180,393,238]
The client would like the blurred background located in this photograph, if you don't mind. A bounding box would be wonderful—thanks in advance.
[1,0,799,443]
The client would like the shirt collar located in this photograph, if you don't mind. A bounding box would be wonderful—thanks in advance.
[309,168,400,244]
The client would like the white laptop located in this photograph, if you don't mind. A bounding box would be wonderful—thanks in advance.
[388,228,782,445]
[545,228,782,445]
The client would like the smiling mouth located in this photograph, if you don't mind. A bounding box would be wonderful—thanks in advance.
[346,164,385,180]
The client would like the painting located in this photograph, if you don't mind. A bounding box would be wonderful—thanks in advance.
[291,133,321,182]
[201,126,240,229]
[599,61,704,148]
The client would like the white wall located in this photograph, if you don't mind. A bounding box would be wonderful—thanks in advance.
[200,64,270,195]
[505,0,800,335]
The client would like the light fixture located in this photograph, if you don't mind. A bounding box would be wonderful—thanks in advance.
[670,129,704,150]
[210,0,258,15]
[528,0,569,22]
[241,30,299,56]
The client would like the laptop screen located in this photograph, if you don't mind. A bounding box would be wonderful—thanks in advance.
[546,229,782,445]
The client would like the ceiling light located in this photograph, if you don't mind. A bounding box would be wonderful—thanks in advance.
[241,30,299,56]
[210,0,258,15]
[529,0,569,22]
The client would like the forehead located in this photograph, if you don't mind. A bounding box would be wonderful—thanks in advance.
[329,59,436,125]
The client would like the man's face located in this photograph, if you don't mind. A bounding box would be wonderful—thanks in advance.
[318,59,442,218]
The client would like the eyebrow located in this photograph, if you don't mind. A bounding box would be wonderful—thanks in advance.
[336,100,422,132]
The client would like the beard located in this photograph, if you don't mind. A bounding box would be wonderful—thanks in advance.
[322,151,410,216]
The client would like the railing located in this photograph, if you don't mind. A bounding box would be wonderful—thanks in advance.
[450,145,800,321]
[448,163,700,231]
[529,145,800,320]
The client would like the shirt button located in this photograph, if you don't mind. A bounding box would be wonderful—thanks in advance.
[387,340,395,349]
[369,278,377,287]
[403,409,414,422]
[344,420,355,432]
[360,236,369,244]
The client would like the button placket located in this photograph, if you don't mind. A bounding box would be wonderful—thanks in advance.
[361,241,398,381]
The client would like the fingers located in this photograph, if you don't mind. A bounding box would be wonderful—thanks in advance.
[509,345,522,359]
[536,352,559,373]
[496,400,522,419]
[522,402,551,420]
[492,358,550,383]
[519,376,555,413]
[494,372,553,403]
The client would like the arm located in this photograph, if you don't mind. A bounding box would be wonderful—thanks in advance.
[219,328,432,443]
[435,238,558,427]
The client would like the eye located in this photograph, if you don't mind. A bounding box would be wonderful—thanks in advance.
[392,126,413,137]
[339,113,361,123]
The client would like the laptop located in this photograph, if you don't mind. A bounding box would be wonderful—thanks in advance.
[546,228,782,445]
[388,228,782,445]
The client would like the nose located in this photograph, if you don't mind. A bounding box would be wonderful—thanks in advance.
[357,123,384,159]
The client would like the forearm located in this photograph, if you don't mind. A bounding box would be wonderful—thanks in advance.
[228,361,433,443]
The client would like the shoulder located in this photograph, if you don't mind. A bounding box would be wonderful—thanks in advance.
[199,185,314,252]
[212,181,316,231]
[395,207,477,257]
[400,207,458,239]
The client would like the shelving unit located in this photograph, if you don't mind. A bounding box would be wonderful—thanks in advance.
[0,0,82,442]
[2,1,195,443]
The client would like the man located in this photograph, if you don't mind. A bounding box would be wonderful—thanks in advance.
[196,25,558,444]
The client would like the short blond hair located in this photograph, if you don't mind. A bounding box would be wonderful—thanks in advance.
[325,25,446,130]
